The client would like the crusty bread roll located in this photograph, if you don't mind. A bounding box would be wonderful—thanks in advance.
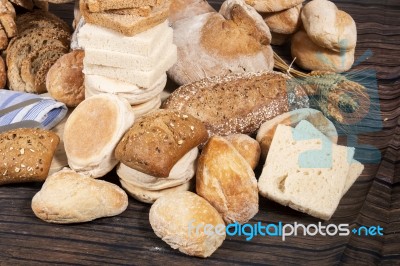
[245,0,304,12]
[149,191,225,257]
[115,110,208,177]
[291,30,354,72]
[46,50,85,107]
[224,134,260,170]
[168,0,274,85]
[64,94,135,178]
[301,0,357,52]
[196,136,258,224]
[0,128,59,185]
[32,169,128,223]
[169,0,215,24]
[162,71,309,136]
[256,108,338,159]
[262,3,302,34]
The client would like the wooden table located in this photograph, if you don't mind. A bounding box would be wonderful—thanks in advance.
[1,1,399,265]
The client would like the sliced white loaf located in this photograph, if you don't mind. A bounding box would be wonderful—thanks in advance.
[77,20,170,56]
[258,122,355,220]
[83,46,177,88]
[83,33,174,70]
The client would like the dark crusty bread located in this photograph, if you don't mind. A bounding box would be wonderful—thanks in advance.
[0,128,59,185]
[80,0,170,36]
[162,71,309,136]
[115,110,208,177]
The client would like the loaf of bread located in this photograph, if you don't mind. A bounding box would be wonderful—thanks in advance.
[162,71,309,136]
[80,0,169,36]
[256,108,338,159]
[115,110,208,177]
[32,169,128,223]
[46,50,85,107]
[291,30,355,72]
[85,0,163,12]
[64,94,135,178]
[149,191,225,257]
[0,128,59,185]
[169,0,215,24]
[258,121,357,220]
[168,0,274,85]
[224,134,260,170]
[245,0,304,12]
[197,136,258,224]
[262,3,302,34]
[301,0,356,52]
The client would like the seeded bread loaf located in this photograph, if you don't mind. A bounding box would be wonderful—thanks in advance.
[0,128,59,185]
[162,71,309,136]
[115,110,208,177]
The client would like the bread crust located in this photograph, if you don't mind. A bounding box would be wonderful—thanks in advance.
[115,110,208,177]
[245,0,304,12]
[262,3,302,34]
[0,128,59,185]
[224,134,260,170]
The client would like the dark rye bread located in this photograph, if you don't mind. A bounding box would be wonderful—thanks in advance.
[0,128,59,185]
[162,71,310,136]
[20,45,69,93]
[115,110,208,177]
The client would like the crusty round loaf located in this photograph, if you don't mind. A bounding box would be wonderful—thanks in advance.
[162,71,309,136]
[115,109,208,178]
[262,3,302,34]
[46,50,85,107]
[168,0,274,85]
[0,128,59,185]
[196,136,258,224]
[32,169,128,223]
[291,30,354,72]
[224,134,260,170]
[301,0,357,52]
[169,0,215,24]
[245,0,304,12]
[256,108,338,159]
[149,191,225,257]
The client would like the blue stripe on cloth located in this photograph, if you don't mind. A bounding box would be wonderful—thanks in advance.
[42,107,62,127]
[23,101,51,120]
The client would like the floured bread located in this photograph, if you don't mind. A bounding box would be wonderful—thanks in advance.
[149,191,225,257]
[117,148,198,190]
[196,136,258,224]
[64,94,135,178]
[256,108,338,159]
[77,20,170,56]
[258,122,356,220]
[168,0,274,85]
[245,0,304,12]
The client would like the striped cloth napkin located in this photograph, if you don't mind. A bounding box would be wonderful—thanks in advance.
[0,89,68,130]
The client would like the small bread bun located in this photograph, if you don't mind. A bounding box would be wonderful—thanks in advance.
[196,136,258,224]
[149,191,226,257]
[262,3,302,34]
[224,134,260,170]
[291,30,354,72]
[301,0,357,52]
[46,50,85,107]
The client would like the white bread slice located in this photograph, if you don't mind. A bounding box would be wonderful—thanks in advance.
[83,46,177,88]
[77,20,170,56]
[83,33,174,70]
[85,74,166,104]
[294,120,363,196]
[258,122,355,220]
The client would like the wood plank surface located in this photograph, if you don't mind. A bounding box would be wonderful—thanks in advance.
[1,0,399,265]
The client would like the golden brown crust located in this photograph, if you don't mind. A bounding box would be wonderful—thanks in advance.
[115,110,208,177]
[162,71,309,136]
[224,134,260,170]
[245,0,304,12]
[0,128,59,185]
[0,56,6,89]
[196,136,258,224]
[262,3,302,34]
[46,50,85,107]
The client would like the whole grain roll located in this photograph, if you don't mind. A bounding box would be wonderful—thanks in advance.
[149,191,226,257]
[291,30,354,72]
[46,50,85,107]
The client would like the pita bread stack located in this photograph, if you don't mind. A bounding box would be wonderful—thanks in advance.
[78,0,177,117]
